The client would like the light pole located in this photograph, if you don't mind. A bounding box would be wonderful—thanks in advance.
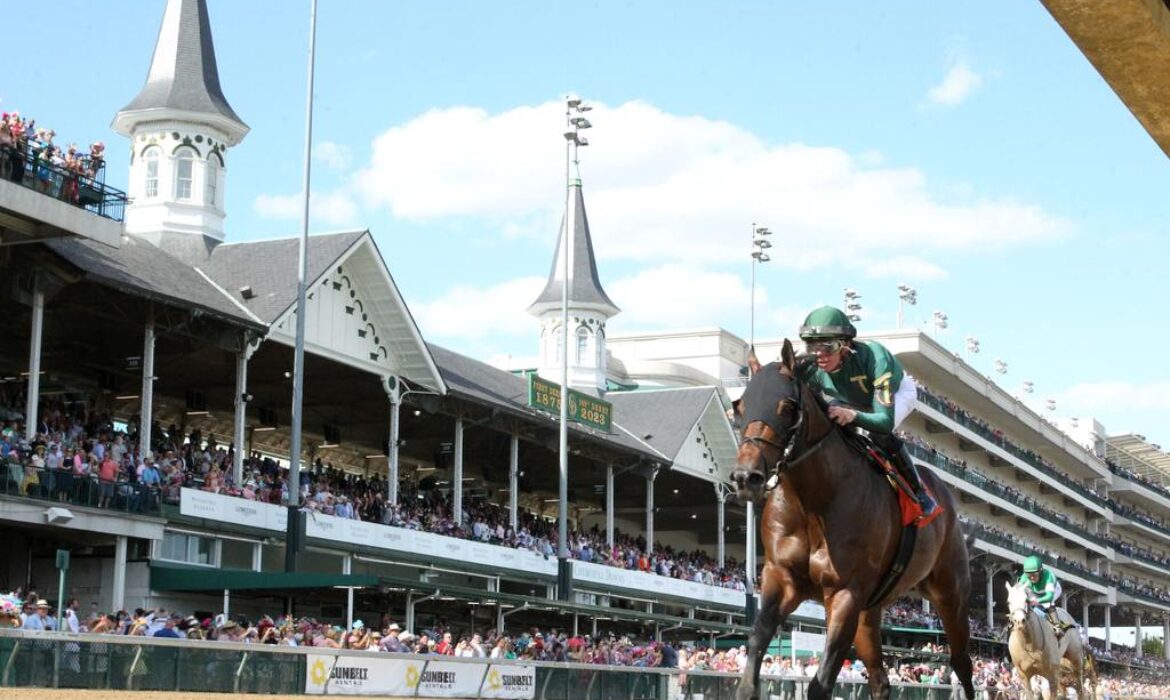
[932,310,948,337]
[993,358,1007,376]
[750,224,771,351]
[1022,380,1034,395]
[966,336,981,363]
[897,284,917,329]
[558,95,591,599]
[1045,398,1057,414]
[843,288,863,322]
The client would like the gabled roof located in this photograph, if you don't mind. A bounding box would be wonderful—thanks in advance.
[528,183,619,317]
[426,344,665,461]
[199,230,366,324]
[45,236,264,330]
[607,387,721,459]
[113,0,247,142]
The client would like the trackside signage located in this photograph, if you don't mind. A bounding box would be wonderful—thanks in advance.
[304,654,535,698]
[527,373,612,432]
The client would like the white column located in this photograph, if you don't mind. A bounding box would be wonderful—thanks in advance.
[1164,618,1169,661]
[453,417,464,526]
[1135,612,1142,657]
[509,434,519,533]
[605,464,614,550]
[986,568,996,629]
[223,589,230,619]
[716,484,726,568]
[1104,605,1112,652]
[24,277,44,442]
[1082,600,1090,629]
[645,471,655,552]
[385,377,400,508]
[252,542,263,572]
[232,348,249,485]
[140,317,156,454]
[343,554,354,630]
[111,535,128,613]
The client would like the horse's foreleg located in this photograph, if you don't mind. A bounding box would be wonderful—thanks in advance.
[852,608,890,700]
[922,544,975,700]
[808,588,862,700]
[737,565,801,700]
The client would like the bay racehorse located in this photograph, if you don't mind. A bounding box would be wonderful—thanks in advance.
[731,341,974,700]
[1006,581,1086,700]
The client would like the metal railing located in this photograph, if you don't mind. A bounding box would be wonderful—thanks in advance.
[1,464,162,515]
[0,144,127,222]
[0,630,962,699]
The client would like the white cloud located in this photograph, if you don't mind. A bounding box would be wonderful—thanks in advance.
[253,190,359,227]
[313,142,352,170]
[411,276,545,341]
[1056,381,1170,412]
[926,59,983,107]
[354,99,1066,278]
[607,264,752,329]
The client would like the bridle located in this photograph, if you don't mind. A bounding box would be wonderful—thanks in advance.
[739,375,832,485]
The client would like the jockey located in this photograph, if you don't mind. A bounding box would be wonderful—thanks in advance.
[1019,556,1070,637]
[797,305,939,522]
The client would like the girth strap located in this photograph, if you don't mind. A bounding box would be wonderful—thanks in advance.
[865,523,917,609]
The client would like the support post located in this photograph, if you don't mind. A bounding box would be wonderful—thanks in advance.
[716,484,725,569]
[385,376,401,507]
[140,315,155,456]
[1104,605,1112,652]
[24,276,44,442]
[252,542,263,572]
[606,464,614,550]
[645,470,656,553]
[232,340,256,486]
[509,433,519,533]
[111,535,127,613]
[986,567,996,629]
[1135,612,1142,658]
[223,589,230,619]
[343,554,354,630]
[453,417,464,526]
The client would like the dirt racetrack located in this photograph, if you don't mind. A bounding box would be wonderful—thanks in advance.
[0,691,414,700]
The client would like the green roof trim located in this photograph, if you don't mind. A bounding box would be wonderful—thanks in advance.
[149,563,380,592]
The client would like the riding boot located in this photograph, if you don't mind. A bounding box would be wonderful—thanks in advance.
[1046,607,1064,639]
[893,443,939,522]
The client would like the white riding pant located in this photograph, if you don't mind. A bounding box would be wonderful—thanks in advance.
[893,375,918,429]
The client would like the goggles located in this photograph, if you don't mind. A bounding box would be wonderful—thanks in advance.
[805,340,846,356]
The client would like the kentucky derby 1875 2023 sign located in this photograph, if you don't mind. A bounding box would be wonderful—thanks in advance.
[527,373,612,432]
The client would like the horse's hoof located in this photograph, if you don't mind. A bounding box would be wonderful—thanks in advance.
[735,685,758,700]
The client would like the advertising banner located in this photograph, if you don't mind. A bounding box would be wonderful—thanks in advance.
[481,663,537,699]
[304,654,535,699]
[571,561,743,608]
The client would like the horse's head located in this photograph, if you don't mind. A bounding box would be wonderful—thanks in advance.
[730,339,803,502]
[1005,581,1031,629]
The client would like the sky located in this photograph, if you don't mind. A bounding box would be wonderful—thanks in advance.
[7,1,1170,450]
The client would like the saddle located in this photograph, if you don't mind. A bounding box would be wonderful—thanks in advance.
[839,431,933,528]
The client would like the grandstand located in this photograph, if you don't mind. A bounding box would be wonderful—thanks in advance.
[1,1,1169,699]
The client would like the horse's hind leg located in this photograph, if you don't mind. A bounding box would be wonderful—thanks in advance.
[737,564,802,700]
[852,607,890,700]
[921,542,975,699]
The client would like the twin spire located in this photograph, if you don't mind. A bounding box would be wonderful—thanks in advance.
[112,0,247,144]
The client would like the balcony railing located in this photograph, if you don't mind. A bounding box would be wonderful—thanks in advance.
[909,443,1108,548]
[1,464,161,515]
[916,389,1104,506]
[1,145,127,222]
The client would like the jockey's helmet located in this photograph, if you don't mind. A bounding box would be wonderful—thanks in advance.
[799,306,857,342]
[1023,555,1043,573]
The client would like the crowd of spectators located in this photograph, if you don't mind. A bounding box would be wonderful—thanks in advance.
[0,110,107,205]
[0,396,748,592]
[5,593,1168,698]
[1106,457,1170,502]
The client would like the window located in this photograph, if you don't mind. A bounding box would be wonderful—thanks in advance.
[554,326,564,366]
[175,148,195,200]
[576,327,589,365]
[205,154,221,206]
[159,531,215,566]
[143,147,160,198]
[596,328,605,367]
